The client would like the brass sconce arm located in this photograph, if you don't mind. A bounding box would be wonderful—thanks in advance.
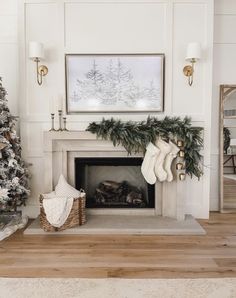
[34,58,48,86]
[183,59,196,87]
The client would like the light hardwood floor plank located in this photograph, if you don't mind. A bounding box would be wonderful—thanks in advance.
[0,212,236,278]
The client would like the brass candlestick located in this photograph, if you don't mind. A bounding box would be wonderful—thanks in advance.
[63,117,68,131]
[49,113,55,131]
[57,110,63,131]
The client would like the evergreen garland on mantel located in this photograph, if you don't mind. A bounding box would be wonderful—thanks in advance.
[86,116,203,179]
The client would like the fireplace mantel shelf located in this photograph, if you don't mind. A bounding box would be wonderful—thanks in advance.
[44,130,98,140]
[44,130,127,152]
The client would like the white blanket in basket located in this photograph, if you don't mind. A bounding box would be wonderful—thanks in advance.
[42,175,83,228]
[42,192,74,228]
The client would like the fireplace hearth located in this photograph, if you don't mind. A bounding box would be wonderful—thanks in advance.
[75,157,155,208]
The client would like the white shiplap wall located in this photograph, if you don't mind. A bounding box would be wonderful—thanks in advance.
[0,0,18,116]
[18,0,214,218]
[210,0,236,210]
[2,0,234,216]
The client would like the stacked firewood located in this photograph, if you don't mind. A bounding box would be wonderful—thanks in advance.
[94,180,146,207]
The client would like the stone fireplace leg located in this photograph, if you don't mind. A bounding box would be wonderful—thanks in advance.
[162,180,185,220]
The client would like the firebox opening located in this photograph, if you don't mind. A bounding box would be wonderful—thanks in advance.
[75,157,155,208]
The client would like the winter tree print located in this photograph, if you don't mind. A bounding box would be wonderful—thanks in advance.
[66,55,164,112]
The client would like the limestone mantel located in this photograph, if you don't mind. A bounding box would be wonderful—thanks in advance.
[43,131,186,220]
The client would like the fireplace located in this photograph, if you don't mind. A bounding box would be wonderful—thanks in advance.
[75,157,155,208]
[43,131,186,219]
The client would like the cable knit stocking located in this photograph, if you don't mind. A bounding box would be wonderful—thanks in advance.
[164,140,180,182]
[141,142,160,185]
[154,138,171,182]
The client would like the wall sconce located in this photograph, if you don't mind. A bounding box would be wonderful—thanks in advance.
[183,42,201,86]
[29,41,48,86]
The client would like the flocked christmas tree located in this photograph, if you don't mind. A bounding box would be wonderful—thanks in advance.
[0,78,30,211]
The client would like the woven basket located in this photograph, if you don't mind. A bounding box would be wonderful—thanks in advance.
[39,194,86,232]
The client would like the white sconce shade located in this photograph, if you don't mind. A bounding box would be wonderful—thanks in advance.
[29,41,48,85]
[185,42,201,62]
[29,41,44,60]
[183,42,201,86]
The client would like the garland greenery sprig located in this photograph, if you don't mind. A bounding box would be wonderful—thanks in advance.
[86,116,203,179]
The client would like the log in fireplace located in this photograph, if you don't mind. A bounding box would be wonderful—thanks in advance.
[75,157,155,208]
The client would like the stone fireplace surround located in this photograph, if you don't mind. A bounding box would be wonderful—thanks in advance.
[44,131,186,221]
[24,131,206,235]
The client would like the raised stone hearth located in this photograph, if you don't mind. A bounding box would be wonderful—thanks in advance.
[25,215,205,235]
[44,131,186,220]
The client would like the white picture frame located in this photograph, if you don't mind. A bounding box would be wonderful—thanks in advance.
[65,54,165,113]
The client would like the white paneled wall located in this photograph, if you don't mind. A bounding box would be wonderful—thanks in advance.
[65,3,167,52]
[0,0,18,115]
[172,3,206,116]
[210,0,236,210]
[18,0,214,218]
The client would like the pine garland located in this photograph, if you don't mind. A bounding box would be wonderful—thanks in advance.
[86,116,203,179]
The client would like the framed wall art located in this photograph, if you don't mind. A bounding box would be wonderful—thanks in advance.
[65,54,165,113]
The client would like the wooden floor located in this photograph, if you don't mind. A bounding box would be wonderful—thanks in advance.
[224,176,236,208]
[0,212,236,278]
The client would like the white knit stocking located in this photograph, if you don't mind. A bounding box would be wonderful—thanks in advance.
[141,142,160,185]
[164,141,180,182]
[154,138,171,182]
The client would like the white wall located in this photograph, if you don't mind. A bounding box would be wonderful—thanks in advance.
[18,0,214,218]
[0,0,18,116]
[210,0,236,210]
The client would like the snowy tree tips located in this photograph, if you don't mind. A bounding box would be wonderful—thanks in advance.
[0,77,30,211]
